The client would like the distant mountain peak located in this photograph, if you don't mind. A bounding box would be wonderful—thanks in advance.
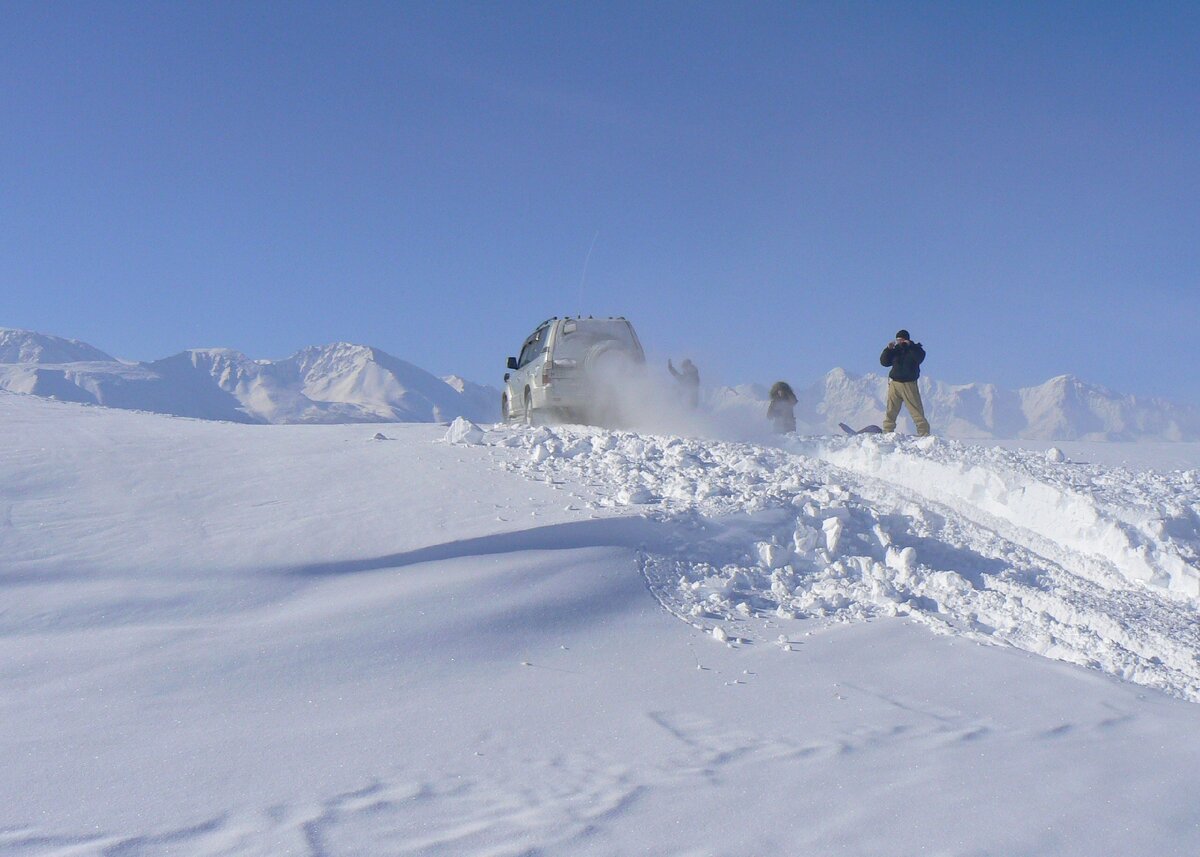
[0,328,115,364]
[289,342,384,375]
[185,348,254,366]
[297,341,377,358]
[0,329,500,426]
[187,347,250,358]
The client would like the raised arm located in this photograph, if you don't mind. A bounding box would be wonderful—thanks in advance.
[880,344,895,367]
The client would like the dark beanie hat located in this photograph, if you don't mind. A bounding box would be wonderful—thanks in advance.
[895,329,910,340]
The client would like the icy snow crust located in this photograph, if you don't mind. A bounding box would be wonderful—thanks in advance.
[491,424,1200,702]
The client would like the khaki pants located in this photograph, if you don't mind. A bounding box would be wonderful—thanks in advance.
[883,380,930,436]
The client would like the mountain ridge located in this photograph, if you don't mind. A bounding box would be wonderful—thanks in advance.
[2,328,1197,439]
[0,329,501,425]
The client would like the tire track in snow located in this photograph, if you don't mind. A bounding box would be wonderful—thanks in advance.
[797,449,1200,699]
[807,434,1200,599]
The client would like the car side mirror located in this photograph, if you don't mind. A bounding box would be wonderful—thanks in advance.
[503,373,510,382]
[506,357,518,370]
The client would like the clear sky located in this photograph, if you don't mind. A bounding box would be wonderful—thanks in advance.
[3,2,1198,399]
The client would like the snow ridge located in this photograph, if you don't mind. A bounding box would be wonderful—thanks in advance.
[489,425,1200,701]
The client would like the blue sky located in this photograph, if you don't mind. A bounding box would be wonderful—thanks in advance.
[3,2,1198,399]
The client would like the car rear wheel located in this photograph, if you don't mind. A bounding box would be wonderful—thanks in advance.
[523,390,535,426]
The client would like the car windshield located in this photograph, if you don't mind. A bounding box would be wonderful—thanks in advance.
[554,320,638,361]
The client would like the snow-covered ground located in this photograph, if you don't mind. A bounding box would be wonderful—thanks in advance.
[4,390,1200,856]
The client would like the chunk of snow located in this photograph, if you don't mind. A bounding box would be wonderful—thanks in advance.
[757,541,791,569]
[792,523,820,557]
[822,517,844,553]
[616,487,655,505]
[445,417,484,445]
[886,546,917,575]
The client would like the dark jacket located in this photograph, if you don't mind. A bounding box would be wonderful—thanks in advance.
[880,341,925,382]
[767,382,797,433]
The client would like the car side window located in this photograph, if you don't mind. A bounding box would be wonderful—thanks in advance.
[517,339,535,368]
[518,326,549,368]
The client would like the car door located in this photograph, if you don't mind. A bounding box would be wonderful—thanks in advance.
[510,333,535,413]
[513,325,548,416]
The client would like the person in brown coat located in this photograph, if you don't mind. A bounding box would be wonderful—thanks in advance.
[767,381,798,434]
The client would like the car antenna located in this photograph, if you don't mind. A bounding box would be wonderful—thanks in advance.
[578,230,599,316]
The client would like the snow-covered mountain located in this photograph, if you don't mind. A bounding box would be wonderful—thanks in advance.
[0,328,115,364]
[715,368,1200,441]
[4,328,1197,438]
[0,328,500,424]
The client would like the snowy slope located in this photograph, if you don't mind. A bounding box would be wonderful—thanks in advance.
[4,391,1200,856]
[0,328,500,424]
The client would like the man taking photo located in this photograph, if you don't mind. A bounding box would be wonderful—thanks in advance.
[879,329,930,436]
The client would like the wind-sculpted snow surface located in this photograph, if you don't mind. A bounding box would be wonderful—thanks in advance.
[7,393,1200,855]
[488,425,1200,701]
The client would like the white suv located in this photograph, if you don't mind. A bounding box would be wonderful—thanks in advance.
[502,316,646,426]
